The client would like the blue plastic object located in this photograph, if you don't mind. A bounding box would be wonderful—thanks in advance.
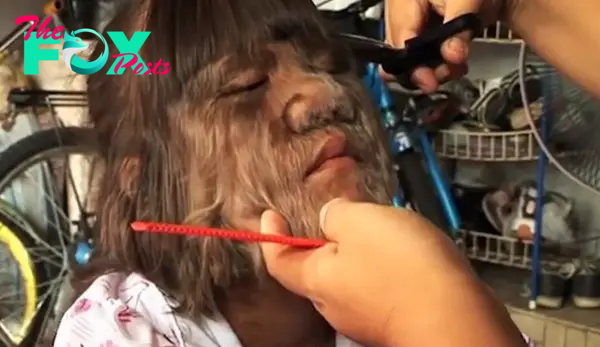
[360,12,461,235]
[74,241,92,265]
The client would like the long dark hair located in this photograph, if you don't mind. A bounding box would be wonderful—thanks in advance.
[81,0,394,320]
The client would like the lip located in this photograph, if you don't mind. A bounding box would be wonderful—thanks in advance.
[311,156,356,176]
[305,134,350,178]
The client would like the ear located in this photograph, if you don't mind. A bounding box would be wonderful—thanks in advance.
[119,157,140,197]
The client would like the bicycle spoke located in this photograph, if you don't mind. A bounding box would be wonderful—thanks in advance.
[0,271,67,342]
[0,275,66,303]
[28,249,65,270]
[7,162,88,248]
[0,127,95,344]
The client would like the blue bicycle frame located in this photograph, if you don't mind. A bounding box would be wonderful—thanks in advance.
[361,15,461,236]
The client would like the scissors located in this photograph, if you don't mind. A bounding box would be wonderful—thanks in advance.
[340,13,481,89]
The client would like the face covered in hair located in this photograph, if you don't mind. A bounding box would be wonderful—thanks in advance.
[87,0,396,317]
[209,41,395,238]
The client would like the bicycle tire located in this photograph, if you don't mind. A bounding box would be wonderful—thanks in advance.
[0,127,96,346]
[0,127,96,190]
[0,201,45,347]
[396,150,452,236]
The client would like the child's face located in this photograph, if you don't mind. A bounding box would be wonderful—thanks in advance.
[204,42,394,237]
[87,1,396,316]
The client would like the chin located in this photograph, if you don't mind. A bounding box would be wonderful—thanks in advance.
[310,176,365,204]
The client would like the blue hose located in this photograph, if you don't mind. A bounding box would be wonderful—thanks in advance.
[418,131,461,234]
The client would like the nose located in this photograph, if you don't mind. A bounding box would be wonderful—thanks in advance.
[281,75,354,132]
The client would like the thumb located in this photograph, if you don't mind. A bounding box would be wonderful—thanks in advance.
[259,210,326,297]
[259,210,292,265]
[440,2,481,64]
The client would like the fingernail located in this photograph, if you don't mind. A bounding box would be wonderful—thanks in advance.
[260,210,275,235]
[319,198,346,231]
[445,37,465,56]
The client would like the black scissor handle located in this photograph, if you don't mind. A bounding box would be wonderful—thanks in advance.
[383,12,481,89]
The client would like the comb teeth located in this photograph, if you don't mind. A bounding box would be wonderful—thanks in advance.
[130,221,326,248]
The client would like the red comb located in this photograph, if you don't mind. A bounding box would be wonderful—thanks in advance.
[130,221,326,248]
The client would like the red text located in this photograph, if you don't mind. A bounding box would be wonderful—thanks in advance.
[112,54,172,75]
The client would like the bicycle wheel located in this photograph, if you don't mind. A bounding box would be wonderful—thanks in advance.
[396,150,451,234]
[0,126,97,346]
[0,201,45,346]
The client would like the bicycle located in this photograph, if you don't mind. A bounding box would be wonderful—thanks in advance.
[0,1,120,344]
[326,1,480,237]
[0,91,95,347]
[0,200,40,346]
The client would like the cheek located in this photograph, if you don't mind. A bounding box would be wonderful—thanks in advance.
[222,120,295,210]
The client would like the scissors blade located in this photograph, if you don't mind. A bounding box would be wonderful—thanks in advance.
[339,33,406,65]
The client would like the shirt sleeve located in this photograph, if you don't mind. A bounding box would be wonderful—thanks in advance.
[53,297,178,347]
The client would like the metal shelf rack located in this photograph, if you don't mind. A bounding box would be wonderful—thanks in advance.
[458,230,571,270]
[435,35,558,310]
[433,129,539,161]
[474,20,522,44]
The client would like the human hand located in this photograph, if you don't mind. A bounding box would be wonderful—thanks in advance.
[384,0,505,92]
[259,199,479,346]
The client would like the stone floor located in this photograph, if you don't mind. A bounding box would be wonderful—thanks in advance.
[480,264,600,347]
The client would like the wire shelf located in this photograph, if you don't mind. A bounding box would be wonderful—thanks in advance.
[474,21,522,44]
[433,128,539,161]
[458,230,571,270]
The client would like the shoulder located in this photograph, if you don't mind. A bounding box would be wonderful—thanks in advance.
[53,272,178,346]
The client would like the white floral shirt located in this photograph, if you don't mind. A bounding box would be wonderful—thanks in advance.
[53,272,535,347]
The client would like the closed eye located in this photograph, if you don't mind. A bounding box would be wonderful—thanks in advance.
[220,78,268,96]
[239,78,268,92]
